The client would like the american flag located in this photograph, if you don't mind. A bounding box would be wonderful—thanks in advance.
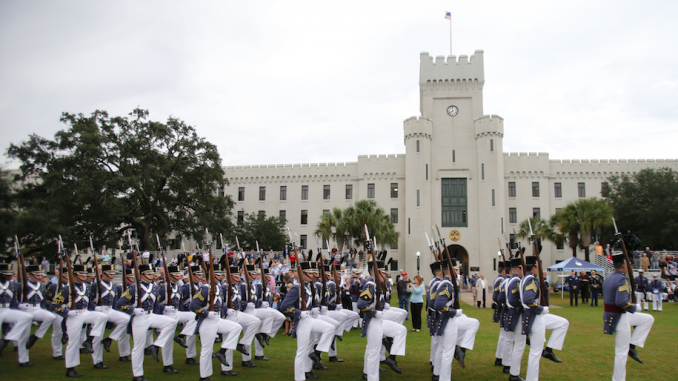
[444,12,451,20]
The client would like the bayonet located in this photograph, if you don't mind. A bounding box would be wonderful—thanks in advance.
[612,217,620,236]
[528,218,534,239]
[256,240,260,254]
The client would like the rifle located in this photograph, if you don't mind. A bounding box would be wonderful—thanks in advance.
[256,240,269,305]
[65,244,77,309]
[156,235,171,305]
[426,232,440,262]
[128,231,143,307]
[220,234,234,309]
[365,225,384,310]
[90,236,103,306]
[240,246,253,303]
[205,229,216,312]
[286,228,307,312]
[435,224,460,310]
[527,219,548,306]
[14,236,28,303]
[613,217,637,303]
[57,236,65,294]
[181,239,195,298]
[498,237,507,267]
[119,250,127,294]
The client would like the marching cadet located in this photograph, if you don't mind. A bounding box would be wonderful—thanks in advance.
[90,264,131,368]
[432,259,462,381]
[634,270,649,311]
[240,264,267,367]
[190,262,244,381]
[179,265,203,365]
[18,264,56,356]
[0,262,34,366]
[116,264,179,380]
[451,261,479,369]
[603,253,654,381]
[308,262,342,370]
[504,257,524,378]
[325,263,359,360]
[49,264,108,377]
[158,265,198,365]
[350,268,364,328]
[44,269,68,360]
[650,274,663,311]
[280,261,334,381]
[492,261,508,367]
[249,265,286,362]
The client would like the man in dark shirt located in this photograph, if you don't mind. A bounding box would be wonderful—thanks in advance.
[396,272,410,320]
[566,271,580,307]
[580,271,590,305]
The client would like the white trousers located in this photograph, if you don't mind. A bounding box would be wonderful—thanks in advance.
[251,308,285,356]
[363,317,383,381]
[456,314,479,350]
[166,309,198,359]
[495,328,508,359]
[386,307,408,324]
[220,310,261,371]
[502,327,515,367]
[339,308,359,332]
[634,292,649,310]
[65,310,107,368]
[93,307,131,363]
[626,311,654,348]
[1,307,33,364]
[434,318,458,381]
[51,313,64,357]
[652,292,663,311]
[524,315,546,381]
[509,313,525,376]
[242,307,268,361]
[198,317,243,378]
[130,313,177,377]
[311,314,339,357]
[430,335,439,364]
[543,313,569,351]
[295,316,334,381]
[352,301,361,327]
[613,313,631,381]
[22,305,56,338]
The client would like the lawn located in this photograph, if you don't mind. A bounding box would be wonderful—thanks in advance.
[1,293,675,380]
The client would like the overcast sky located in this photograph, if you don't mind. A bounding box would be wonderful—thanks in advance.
[1,1,677,170]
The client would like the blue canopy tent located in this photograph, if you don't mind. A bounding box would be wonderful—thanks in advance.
[547,258,605,298]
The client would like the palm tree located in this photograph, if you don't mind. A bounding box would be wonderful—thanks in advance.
[573,197,613,262]
[516,216,548,254]
[314,207,352,253]
[554,204,580,258]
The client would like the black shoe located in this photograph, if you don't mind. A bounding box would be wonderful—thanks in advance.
[144,347,152,356]
[163,365,179,373]
[495,358,503,366]
[82,336,94,353]
[93,362,109,369]
[254,333,265,348]
[102,338,113,353]
[431,375,440,381]
[132,377,149,381]
[148,345,159,362]
[254,355,269,361]
[312,362,329,370]
[262,333,270,346]
[381,337,393,354]
[503,365,511,374]
[26,334,39,350]
[185,357,199,365]
[19,362,34,367]
[308,351,322,367]
[215,349,230,367]
[241,361,257,368]
[328,356,344,362]
[66,368,82,378]
[525,337,531,346]
[362,373,367,380]
[509,376,525,381]
[454,346,465,369]
[53,355,65,360]
[335,335,343,342]
[199,378,211,381]
[305,372,320,379]
[381,356,402,374]
[174,335,187,349]
[542,348,562,363]
[629,346,643,364]
[62,334,69,345]
[379,367,386,372]
[236,343,249,356]
[119,356,131,362]
[220,371,238,376]
[0,339,8,355]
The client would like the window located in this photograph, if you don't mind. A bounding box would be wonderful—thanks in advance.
[416,140,420,152]
[218,186,224,197]
[554,183,562,198]
[390,183,398,198]
[300,235,307,250]
[390,208,398,224]
[508,182,516,198]
[408,218,410,235]
[367,183,375,198]
[532,182,540,197]
[391,239,398,250]
[238,187,245,201]
[323,185,330,200]
[426,164,429,180]
[481,163,484,180]
[452,150,456,162]
[237,211,244,224]
[279,210,286,221]
[417,190,420,206]
[301,185,309,200]
[601,182,608,195]
[492,189,495,206]
[345,184,353,199]
[258,210,265,217]
[280,186,287,200]
[490,139,494,152]
[501,217,504,234]
[578,182,586,198]
[533,208,540,218]
[556,240,564,250]
[322,209,329,215]
[259,186,266,201]
[301,210,308,225]
[441,178,468,227]
[509,234,516,249]
[322,240,328,250]
[509,208,517,223]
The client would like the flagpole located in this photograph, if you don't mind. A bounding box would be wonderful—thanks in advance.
[449,16,452,56]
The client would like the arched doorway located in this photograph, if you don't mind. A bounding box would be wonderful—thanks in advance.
[447,244,469,279]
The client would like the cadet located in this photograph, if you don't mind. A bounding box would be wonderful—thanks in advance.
[504,258,523,377]
[158,265,198,364]
[492,261,508,367]
[565,271,579,307]
[0,262,34,366]
[603,253,654,381]
[650,274,663,311]
[432,259,462,381]
[19,264,57,357]
[91,264,131,368]
[179,265,202,365]
[427,262,442,371]
[634,270,649,311]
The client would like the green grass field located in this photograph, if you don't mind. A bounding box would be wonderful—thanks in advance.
[1,293,675,380]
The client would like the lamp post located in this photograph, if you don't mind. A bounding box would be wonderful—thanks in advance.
[416,251,421,275]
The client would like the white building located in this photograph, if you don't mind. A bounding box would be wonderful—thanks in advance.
[222,50,678,277]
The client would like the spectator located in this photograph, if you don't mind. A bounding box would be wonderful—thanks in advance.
[331,244,338,257]
[349,245,357,262]
[475,274,488,308]
[282,245,290,259]
[641,253,650,272]
[396,272,410,319]
[594,242,604,256]
[352,259,359,269]
[651,251,660,270]
[289,251,296,268]
[470,273,478,304]
[589,269,602,306]
[580,270,590,305]
[40,256,50,270]
[274,251,280,261]
[604,244,611,256]
[281,261,290,275]
[142,249,150,264]
[407,275,425,331]
[100,251,111,263]
[633,250,641,268]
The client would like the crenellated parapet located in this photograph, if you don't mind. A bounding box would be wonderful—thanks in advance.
[474,114,504,139]
[420,50,484,91]
[403,116,433,143]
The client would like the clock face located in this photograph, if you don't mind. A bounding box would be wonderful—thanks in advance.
[446,105,459,117]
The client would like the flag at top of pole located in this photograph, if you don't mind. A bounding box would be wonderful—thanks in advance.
[444,12,452,55]
[444,11,451,20]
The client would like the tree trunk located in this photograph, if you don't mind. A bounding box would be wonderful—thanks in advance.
[584,247,590,262]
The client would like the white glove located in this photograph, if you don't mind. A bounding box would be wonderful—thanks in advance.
[455,309,463,317]
[262,302,269,308]
[311,307,319,317]
[246,302,255,310]
[133,308,144,316]
[208,311,219,319]
[226,309,235,317]
[94,306,105,312]
[335,305,343,311]
[540,307,550,316]
[383,303,390,310]
[164,306,175,313]
[320,306,328,314]
[18,303,30,311]
[300,311,310,319]
[68,310,79,317]
[635,304,642,313]
[374,311,383,319]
